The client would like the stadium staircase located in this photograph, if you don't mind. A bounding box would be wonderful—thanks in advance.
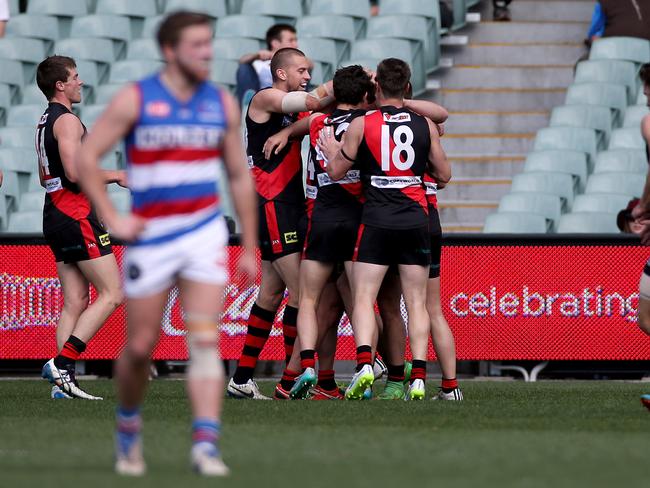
[434,0,593,232]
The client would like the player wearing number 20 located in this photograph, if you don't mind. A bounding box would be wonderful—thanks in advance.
[318,58,451,401]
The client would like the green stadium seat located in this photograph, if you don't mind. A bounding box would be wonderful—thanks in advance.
[574,60,639,103]
[585,172,644,197]
[96,0,158,18]
[241,0,303,24]
[79,104,107,129]
[533,127,598,171]
[299,37,340,69]
[307,0,370,37]
[27,0,88,37]
[212,37,263,61]
[6,105,45,128]
[94,83,125,103]
[19,190,44,212]
[0,169,20,207]
[0,148,38,195]
[565,83,628,126]
[297,15,356,63]
[0,59,24,93]
[21,84,47,105]
[6,15,60,44]
[367,15,439,74]
[6,210,43,234]
[497,192,562,232]
[549,105,613,149]
[523,150,588,192]
[623,105,649,128]
[380,0,446,36]
[0,127,37,148]
[350,38,425,96]
[608,128,645,150]
[127,39,163,61]
[511,172,575,210]
[483,212,548,234]
[556,212,619,234]
[109,60,164,84]
[0,83,13,118]
[594,149,647,174]
[141,15,164,39]
[211,59,239,91]
[215,15,276,41]
[54,38,117,64]
[70,15,132,58]
[165,0,228,19]
[0,37,47,64]
[589,37,650,65]
[572,193,633,214]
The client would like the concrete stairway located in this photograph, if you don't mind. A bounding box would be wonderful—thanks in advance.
[433,0,592,232]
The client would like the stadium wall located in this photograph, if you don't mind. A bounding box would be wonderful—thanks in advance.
[1,235,649,361]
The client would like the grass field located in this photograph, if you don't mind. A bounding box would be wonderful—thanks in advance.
[1,379,648,488]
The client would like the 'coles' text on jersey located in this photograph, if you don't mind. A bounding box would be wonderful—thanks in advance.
[36,103,95,231]
[307,109,364,222]
[245,89,306,207]
[356,106,430,229]
[124,74,226,246]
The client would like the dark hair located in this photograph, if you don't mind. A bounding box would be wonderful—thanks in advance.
[266,23,296,50]
[333,65,375,105]
[157,10,212,49]
[36,55,77,100]
[270,47,306,82]
[617,198,640,233]
[375,58,411,99]
[640,63,650,86]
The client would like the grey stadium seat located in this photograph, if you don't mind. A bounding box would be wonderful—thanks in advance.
[594,149,647,174]
[70,15,132,59]
[511,172,575,210]
[556,212,619,234]
[572,193,633,214]
[79,105,108,129]
[623,105,649,128]
[109,60,164,84]
[109,189,132,214]
[608,128,645,150]
[497,192,562,232]
[574,60,639,103]
[523,150,588,192]
[6,15,61,44]
[0,169,20,206]
[6,105,45,128]
[127,39,163,61]
[589,37,650,65]
[0,37,47,64]
[211,59,239,91]
[0,127,37,148]
[95,0,158,18]
[212,37,262,61]
[0,192,7,230]
[483,212,548,234]
[549,105,612,149]
[533,127,597,170]
[94,83,125,103]
[27,0,88,37]
[638,85,647,105]
[141,15,164,39]
[19,190,44,212]
[565,83,628,126]
[299,37,340,69]
[585,172,644,197]
[215,15,276,41]
[307,0,370,37]
[54,38,117,64]
[241,0,303,24]
[165,0,228,19]
[380,0,446,35]
[21,84,47,105]
[6,210,43,234]
[297,15,356,64]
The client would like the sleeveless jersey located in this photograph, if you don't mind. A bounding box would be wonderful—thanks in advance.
[36,102,94,230]
[356,106,431,229]
[307,108,364,222]
[423,172,438,209]
[245,89,306,207]
[124,74,226,246]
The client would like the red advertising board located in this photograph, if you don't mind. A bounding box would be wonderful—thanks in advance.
[1,243,649,360]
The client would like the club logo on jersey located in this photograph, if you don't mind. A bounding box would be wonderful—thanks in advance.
[39,114,48,125]
[145,101,171,118]
[384,113,411,123]
[128,264,141,280]
[284,231,298,244]
[198,101,224,123]
[370,175,422,189]
[98,233,111,246]
[282,115,294,127]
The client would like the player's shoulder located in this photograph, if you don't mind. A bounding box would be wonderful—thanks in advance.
[642,113,650,132]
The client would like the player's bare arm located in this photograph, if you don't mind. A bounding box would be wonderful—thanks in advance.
[263,113,313,159]
[404,99,448,125]
[249,81,334,123]
[426,118,451,188]
[76,85,144,241]
[221,89,258,283]
[635,115,650,244]
[318,115,363,180]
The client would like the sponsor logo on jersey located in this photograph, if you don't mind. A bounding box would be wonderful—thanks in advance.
[45,177,62,193]
[370,175,422,189]
[98,233,111,246]
[197,101,224,123]
[87,242,96,249]
[384,113,411,123]
[145,100,171,118]
[305,184,318,199]
[134,125,224,149]
[424,181,438,195]
[284,231,298,244]
[317,170,360,187]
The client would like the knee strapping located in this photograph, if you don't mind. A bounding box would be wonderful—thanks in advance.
[186,330,224,379]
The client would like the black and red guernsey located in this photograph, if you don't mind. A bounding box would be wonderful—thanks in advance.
[36,102,96,231]
[307,108,365,222]
[356,106,431,229]
[245,90,307,207]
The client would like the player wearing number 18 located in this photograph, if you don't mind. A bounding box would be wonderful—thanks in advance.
[318,58,451,401]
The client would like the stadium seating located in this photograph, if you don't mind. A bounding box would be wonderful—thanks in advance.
[18,190,44,212]
[0,127,37,148]
[297,15,356,63]
[483,212,548,233]
[211,59,240,91]
[565,83,628,126]
[549,105,612,149]
[594,149,647,174]
[0,84,13,118]
[212,37,262,60]
[511,172,575,210]
[608,127,645,150]
[5,15,61,45]
[574,60,639,103]
[298,37,340,71]
[78,105,107,129]
[380,0,445,36]
[638,86,647,105]
[164,0,228,19]
[572,193,632,214]
[589,37,650,65]
[95,0,158,18]
[6,210,43,233]
[126,39,163,61]
[307,0,369,37]
[141,15,165,39]
[623,105,649,128]
[533,127,597,170]
[20,84,46,105]
[54,38,117,65]
[523,150,588,192]
[109,60,164,84]
[0,193,7,230]
[585,172,644,197]
[556,212,619,233]
[6,104,44,127]
[0,169,20,206]
[94,83,125,102]
[497,192,562,231]
[216,15,276,41]
[241,0,303,24]
[109,189,132,214]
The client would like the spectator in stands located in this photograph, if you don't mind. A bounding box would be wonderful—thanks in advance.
[617,198,643,234]
[587,1,650,44]
[369,0,379,16]
[493,0,512,22]
[0,0,10,38]
[235,24,299,105]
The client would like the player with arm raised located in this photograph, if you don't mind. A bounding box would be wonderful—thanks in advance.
[227,47,335,400]
[76,11,257,475]
[37,55,126,401]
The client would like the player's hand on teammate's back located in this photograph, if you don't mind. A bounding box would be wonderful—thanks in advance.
[236,248,257,285]
[263,132,289,159]
[317,125,342,162]
[107,214,146,243]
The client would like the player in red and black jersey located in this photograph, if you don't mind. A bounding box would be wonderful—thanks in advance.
[319,58,451,401]
[228,47,336,399]
[37,56,127,400]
